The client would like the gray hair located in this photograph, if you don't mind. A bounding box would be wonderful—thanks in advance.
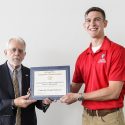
[6,36,26,51]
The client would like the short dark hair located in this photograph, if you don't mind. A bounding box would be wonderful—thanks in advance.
[85,7,106,20]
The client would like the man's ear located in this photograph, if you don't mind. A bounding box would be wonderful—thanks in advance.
[104,20,108,28]
[24,52,26,57]
[4,49,7,55]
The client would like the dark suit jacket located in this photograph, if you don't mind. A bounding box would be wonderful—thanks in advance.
[0,62,49,125]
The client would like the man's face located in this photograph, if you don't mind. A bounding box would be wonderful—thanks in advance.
[84,11,107,38]
[4,40,26,68]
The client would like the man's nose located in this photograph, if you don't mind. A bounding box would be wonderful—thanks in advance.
[14,49,20,55]
[90,20,96,26]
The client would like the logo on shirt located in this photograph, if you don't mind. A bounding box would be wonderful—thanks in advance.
[98,53,106,63]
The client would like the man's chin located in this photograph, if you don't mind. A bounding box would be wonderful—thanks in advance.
[89,34,97,38]
[10,62,21,68]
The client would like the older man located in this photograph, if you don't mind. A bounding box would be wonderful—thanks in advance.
[0,37,51,125]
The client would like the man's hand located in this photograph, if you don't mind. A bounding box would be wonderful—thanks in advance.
[42,98,53,105]
[14,94,37,108]
[26,88,52,105]
[60,93,80,105]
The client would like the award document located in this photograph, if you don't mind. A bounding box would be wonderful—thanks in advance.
[30,66,70,100]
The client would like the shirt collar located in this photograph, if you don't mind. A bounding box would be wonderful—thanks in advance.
[7,61,21,73]
[86,36,111,54]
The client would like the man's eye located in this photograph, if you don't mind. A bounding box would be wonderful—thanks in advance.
[12,48,16,52]
[85,20,91,23]
[95,18,102,22]
[95,19,100,21]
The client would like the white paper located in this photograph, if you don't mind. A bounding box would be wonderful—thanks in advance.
[34,70,66,96]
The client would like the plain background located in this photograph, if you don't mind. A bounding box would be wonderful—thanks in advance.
[0,0,125,125]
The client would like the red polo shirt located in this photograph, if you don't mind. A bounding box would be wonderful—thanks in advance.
[73,36,125,110]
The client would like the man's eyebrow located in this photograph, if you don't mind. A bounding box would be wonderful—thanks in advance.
[86,16,102,19]
[95,17,103,19]
[85,17,103,21]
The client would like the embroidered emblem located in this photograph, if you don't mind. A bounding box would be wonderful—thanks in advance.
[101,54,105,59]
[98,53,106,63]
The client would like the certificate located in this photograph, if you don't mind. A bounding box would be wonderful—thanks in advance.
[30,66,70,100]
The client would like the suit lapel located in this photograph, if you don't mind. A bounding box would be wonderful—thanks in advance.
[2,63,30,97]
[21,66,30,96]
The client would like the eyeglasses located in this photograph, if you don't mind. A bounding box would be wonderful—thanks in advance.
[8,48,25,54]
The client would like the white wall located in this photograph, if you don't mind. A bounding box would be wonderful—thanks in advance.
[0,0,125,125]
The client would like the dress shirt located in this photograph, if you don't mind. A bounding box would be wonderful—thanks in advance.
[7,61,22,96]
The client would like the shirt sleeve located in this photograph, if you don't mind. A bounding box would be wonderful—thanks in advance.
[72,56,84,83]
[108,47,125,81]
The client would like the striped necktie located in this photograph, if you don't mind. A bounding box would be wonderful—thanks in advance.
[12,69,21,125]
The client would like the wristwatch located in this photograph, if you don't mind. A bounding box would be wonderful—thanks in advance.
[77,93,84,101]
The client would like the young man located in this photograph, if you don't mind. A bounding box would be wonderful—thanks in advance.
[60,7,125,125]
[0,37,52,125]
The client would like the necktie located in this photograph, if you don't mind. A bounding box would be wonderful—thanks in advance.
[12,69,21,125]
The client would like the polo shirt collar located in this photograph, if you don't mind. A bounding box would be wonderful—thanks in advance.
[87,36,111,54]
